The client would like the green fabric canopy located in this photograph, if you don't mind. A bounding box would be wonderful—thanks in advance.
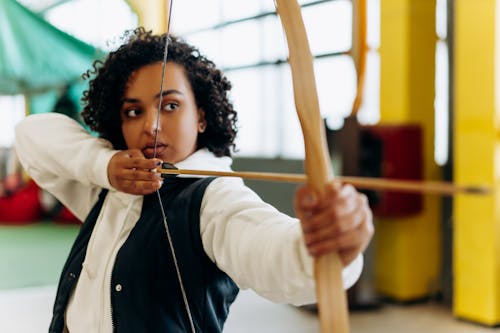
[0,0,102,95]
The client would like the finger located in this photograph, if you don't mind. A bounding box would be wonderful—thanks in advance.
[116,150,144,167]
[125,149,145,158]
[301,193,365,234]
[333,193,369,227]
[338,247,360,266]
[129,158,163,170]
[120,179,163,195]
[310,212,374,257]
[307,237,339,257]
[120,168,163,182]
[321,180,343,200]
[317,187,367,227]
[119,150,162,170]
[294,185,319,209]
[320,182,357,208]
[302,219,338,248]
[359,204,375,247]
[307,228,361,257]
[308,243,358,265]
[302,208,363,247]
[301,209,334,234]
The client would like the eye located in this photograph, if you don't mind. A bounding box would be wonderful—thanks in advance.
[124,108,141,118]
[162,102,179,112]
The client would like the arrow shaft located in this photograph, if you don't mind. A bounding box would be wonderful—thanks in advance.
[157,168,491,195]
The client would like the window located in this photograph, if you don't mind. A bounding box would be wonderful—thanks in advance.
[44,0,137,51]
[8,1,382,158]
[356,0,380,127]
[172,0,380,159]
[435,0,449,166]
[0,96,25,147]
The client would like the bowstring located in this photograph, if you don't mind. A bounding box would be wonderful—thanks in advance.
[154,1,196,332]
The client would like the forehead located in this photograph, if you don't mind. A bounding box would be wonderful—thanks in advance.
[124,62,191,97]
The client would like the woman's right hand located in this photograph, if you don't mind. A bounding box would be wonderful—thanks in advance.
[108,149,163,195]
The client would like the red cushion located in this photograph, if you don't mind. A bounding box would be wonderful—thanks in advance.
[0,180,42,223]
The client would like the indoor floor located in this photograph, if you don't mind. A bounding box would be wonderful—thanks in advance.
[0,286,498,333]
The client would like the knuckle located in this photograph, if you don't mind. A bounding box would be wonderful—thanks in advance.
[295,185,307,197]
[341,184,356,197]
[301,221,312,233]
[344,184,356,193]
[359,193,369,205]
[307,216,322,230]
[308,232,322,245]
[365,220,375,236]
[303,234,314,246]
[326,205,337,218]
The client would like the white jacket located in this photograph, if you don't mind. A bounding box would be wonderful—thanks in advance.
[15,113,363,332]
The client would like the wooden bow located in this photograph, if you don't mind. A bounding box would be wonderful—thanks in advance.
[351,0,368,116]
[274,1,349,332]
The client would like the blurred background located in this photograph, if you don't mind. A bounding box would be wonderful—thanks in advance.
[0,0,499,332]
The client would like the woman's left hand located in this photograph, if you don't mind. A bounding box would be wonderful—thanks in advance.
[294,181,374,266]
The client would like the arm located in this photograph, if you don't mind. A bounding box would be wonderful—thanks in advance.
[200,177,365,305]
[15,113,117,221]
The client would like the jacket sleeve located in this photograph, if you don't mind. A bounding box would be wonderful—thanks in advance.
[14,113,118,221]
[199,177,363,306]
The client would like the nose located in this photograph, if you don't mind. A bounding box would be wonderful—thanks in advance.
[143,108,161,135]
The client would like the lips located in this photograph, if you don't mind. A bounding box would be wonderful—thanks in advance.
[142,144,167,158]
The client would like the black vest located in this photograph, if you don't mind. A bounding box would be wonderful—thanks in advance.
[49,177,239,333]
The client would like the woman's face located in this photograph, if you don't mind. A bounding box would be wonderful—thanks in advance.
[120,62,205,163]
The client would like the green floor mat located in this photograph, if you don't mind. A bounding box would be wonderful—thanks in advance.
[0,222,79,290]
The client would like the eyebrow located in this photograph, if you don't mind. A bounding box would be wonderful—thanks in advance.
[121,89,184,104]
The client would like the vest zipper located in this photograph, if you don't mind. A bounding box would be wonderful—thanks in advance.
[110,270,115,331]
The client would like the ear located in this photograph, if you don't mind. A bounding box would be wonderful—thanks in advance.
[197,109,207,133]
[197,108,206,122]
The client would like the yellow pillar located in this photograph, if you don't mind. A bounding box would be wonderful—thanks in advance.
[126,0,168,33]
[453,0,500,325]
[377,0,441,300]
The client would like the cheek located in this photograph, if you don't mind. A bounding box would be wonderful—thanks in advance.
[181,118,200,140]
[165,115,198,137]
[121,122,140,145]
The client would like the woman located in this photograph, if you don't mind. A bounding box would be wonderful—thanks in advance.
[15,28,373,333]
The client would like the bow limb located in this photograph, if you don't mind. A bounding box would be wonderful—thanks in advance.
[274,1,349,333]
[351,0,368,116]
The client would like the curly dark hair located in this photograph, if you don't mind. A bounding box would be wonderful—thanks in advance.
[81,27,238,157]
